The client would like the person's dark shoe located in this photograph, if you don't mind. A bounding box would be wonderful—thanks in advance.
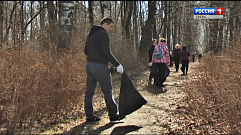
[109,114,120,122]
[86,116,100,122]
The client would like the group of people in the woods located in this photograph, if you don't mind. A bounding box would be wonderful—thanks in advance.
[83,17,203,123]
[148,37,203,87]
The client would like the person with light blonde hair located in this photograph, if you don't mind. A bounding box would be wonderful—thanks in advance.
[173,43,181,72]
[175,44,180,49]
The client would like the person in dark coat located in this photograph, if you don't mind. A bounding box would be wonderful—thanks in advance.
[180,45,190,75]
[192,52,196,63]
[173,44,181,72]
[84,17,123,122]
[198,53,203,62]
[148,39,158,85]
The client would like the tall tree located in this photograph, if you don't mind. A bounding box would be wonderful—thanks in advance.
[4,1,17,44]
[58,1,74,50]
[124,1,133,39]
[20,1,24,44]
[139,1,156,61]
[162,1,167,38]
[172,1,178,49]
[104,1,111,17]
[228,1,235,43]
[47,1,57,48]
[133,1,138,49]
[0,1,3,47]
[100,1,105,18]
[166,1,171,50]
[88,1,93,27]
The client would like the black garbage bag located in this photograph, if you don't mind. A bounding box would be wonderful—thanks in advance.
[119,72,147,120]
[164,64,170,78]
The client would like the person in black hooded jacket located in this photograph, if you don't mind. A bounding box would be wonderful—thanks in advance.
[148,39,158,85]
[84,17,123,122]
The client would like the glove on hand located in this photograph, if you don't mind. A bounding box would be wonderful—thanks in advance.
[148,62,152,67]
[116,64,124,74]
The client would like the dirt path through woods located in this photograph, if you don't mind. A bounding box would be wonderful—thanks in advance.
[64,62,201,134]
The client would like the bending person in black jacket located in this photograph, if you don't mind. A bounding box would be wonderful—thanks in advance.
[84,17,123,122]
[148,39,158,85]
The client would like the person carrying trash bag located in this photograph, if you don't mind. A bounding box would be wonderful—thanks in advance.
[148,39,158,85]
[110,68,147,120]
[152,38,170,88]
[84,17,124,122]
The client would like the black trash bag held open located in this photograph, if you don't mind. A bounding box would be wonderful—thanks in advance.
[119,72,147,120]
[164,64,170,78]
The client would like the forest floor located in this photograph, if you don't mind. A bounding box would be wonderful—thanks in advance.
[53,62,207,134]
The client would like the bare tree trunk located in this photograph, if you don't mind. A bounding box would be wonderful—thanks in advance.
[167,1,171,50]
[59,1,74,50]
[88,1,93,27]
[121,1,126,36]
[47,1,57,49]
[100,1,105,19]
[229,1,234,42]
[114,1,117,22]
[30,1,33,40]
[104,1,111,17]
[157,1,164,40]
[139,1,143,29]
[4,1,17,44]
[39,1,45,30]
[173,1,178,49]
[124,1,133,39]
[20,1,24,45]
[133,1,138,49]
[139,1,156,63]
[234,1,240,32]
[162,1,167,38]
[0,1,3,47]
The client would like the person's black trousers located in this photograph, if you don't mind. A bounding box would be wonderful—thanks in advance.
[181,60,189,75]
[174,59,180,72]
[149,66,154,81]
[153,63,167,85]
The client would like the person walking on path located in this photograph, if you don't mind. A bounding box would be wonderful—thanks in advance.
[173,44,181,72]
[148,39,158,85]
[84,17,124,122]
[192,52,196,63]
[152,38,170,88]
[198,53,203,62]
[180,45,190,76]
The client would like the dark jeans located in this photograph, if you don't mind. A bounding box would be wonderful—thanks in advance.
[85,62,117,118]
[181,60,189,74]
[153,63,168,85]
[149,66,155,81]
[174,59,180,72]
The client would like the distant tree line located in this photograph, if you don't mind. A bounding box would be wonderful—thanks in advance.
[0,1,240,55]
